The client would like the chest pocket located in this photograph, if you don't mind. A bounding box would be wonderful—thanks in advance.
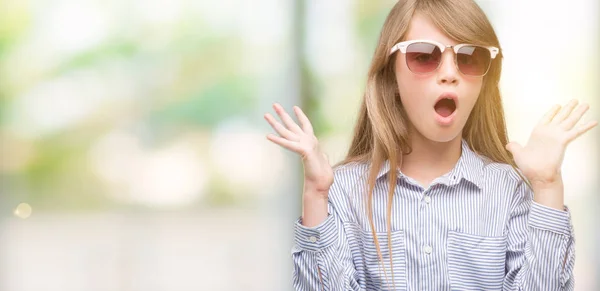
[346,225,408,291]
[447,230,507,290]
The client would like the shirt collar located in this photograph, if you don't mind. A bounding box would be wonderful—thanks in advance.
[375,139,484,189]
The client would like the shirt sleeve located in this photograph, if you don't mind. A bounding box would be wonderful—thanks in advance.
[503,180,575,290]
[291,179,364,291]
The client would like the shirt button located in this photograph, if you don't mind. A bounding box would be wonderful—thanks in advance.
[424,196,431,204]
[423,245,433,254]
[308,236,318,243]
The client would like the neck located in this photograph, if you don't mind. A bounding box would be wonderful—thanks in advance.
[399,128,463,187]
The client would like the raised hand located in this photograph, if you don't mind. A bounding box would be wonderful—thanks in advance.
[264,103,333,197]
[506,99,598,187]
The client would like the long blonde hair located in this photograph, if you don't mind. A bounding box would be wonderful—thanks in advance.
[335,0,518,287]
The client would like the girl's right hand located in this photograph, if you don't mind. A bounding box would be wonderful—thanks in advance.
[264,103,333,199]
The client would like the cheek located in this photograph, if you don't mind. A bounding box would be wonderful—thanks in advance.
[396,65,429,107]
[462,78,484,107]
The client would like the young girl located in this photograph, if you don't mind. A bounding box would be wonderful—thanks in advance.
[264,0,597,290]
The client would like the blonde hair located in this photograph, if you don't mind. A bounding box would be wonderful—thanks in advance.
[335,0,520,288]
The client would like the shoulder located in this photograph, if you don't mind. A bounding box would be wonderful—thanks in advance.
[331,161,369,192]
[326,160,378,209]
[483,161,523,182]
[481,160,529,198]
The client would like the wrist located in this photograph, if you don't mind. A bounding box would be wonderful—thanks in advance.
[530,176,565,211]
[303,190,328,203]
[530,174,563,191]
[303,179,330,196]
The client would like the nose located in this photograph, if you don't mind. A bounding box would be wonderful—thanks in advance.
[437,50,459,85]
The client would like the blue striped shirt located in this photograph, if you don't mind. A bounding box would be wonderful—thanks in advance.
[292,140,575,290]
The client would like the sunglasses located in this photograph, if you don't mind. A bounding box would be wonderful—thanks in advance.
[389,40,499,77]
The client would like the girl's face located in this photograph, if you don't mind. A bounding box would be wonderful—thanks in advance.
[395,13,483,143]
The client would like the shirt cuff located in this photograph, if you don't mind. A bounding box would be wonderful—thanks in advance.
[528,202,572,236]
[294,213,338,252]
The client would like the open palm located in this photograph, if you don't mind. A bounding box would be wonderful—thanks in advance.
[506,100,598,185]
[264,103,333,193]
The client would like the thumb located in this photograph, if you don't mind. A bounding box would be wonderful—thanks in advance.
[505,141,523,156]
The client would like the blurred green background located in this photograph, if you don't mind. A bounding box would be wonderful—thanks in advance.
[0,0,598,290]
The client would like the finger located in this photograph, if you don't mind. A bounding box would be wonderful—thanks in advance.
[266,134,303,153]
[551,99,578,124]
[293,106,314,134]
[264,113,297,140]
[566,120,598,142]
[561,103,589,130]
[273,103,303,133]
[538,104,561,125]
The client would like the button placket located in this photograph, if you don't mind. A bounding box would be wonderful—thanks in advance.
[417,187,434,287]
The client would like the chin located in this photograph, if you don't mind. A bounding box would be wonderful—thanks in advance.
[418,125,463,144]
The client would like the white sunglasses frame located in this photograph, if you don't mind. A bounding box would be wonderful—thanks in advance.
[389,39,500,76]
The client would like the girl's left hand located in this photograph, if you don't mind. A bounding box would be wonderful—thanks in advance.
[505,99,598,187]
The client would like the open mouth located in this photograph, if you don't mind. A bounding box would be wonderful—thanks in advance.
[434,97,457,118]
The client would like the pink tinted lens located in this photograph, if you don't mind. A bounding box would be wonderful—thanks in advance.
[456,45,492,76]
[405,42,441,74]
